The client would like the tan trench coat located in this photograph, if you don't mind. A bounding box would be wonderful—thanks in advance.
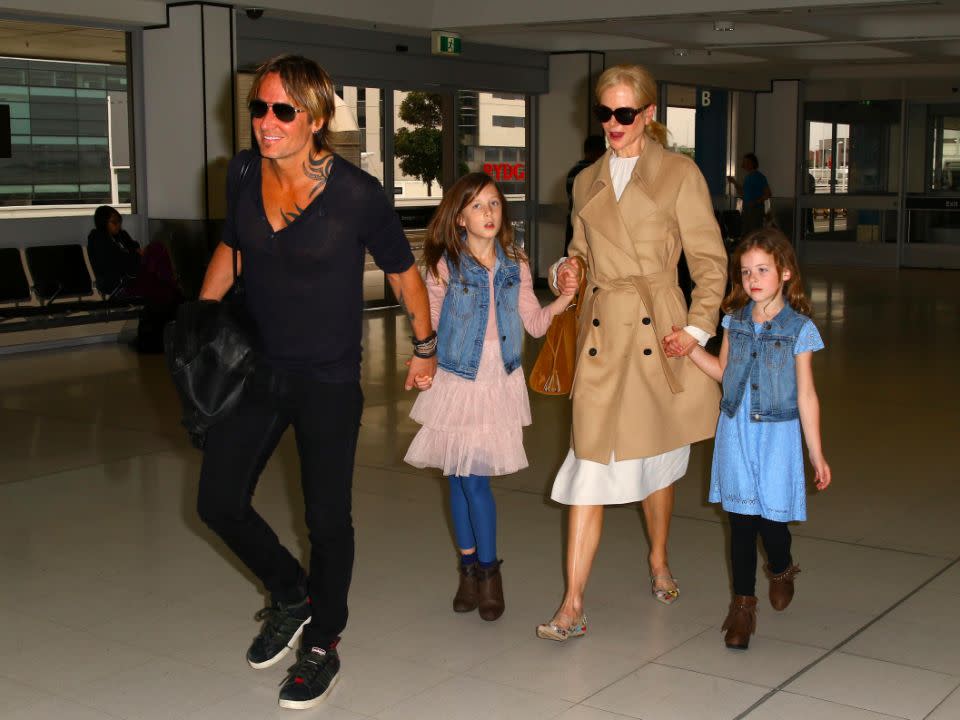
[568,140,727,463]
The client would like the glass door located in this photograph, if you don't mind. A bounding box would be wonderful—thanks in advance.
[798,101,900,263]
[455,90,530,252]
[903,103,960,268]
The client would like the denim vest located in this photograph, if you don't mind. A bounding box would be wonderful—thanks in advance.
[436,244,522,381]
[720,302,808,422]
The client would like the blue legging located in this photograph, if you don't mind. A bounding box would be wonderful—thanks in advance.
[448,475,497,563]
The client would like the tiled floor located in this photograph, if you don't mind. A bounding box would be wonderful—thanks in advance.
[1,266,958,719]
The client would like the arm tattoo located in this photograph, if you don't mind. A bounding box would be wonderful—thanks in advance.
[396,292,417,328]
[280,203,306,226]
[303,153,334,199]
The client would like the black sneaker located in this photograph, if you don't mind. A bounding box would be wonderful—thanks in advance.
[246,596,311,669]
[278,646,340,710]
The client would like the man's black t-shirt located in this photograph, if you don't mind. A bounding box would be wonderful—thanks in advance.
[223,150,414,381]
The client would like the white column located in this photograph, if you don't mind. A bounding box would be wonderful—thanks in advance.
[142,3,235,221]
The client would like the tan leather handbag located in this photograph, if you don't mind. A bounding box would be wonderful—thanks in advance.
[528,282,585,396]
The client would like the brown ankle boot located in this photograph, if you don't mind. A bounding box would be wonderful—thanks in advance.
[765,563,800,611]
[722,595,757,649]
[453,563,479,613]
[477,560,504,621]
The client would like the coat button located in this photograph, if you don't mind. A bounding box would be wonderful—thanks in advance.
[751,384,758,390]
[592,318,600,327]
[501,335,506,341]
[775,341,781,347]
[588,348,597,356]
[765,323,772,330]
[463,287,469,294]
[592,287,599,293]
[643,348,652,356]
[753,413,761,420]
[642,317,651,325]
[751,352,757,358]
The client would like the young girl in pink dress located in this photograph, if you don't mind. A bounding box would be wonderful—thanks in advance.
[405,173,575,621]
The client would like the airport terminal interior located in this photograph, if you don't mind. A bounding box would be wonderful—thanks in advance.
[1,1,960,719]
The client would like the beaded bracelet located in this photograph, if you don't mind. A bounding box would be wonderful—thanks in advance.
[412,331,438,359]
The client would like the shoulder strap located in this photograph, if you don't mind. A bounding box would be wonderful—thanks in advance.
[231,155,257,284]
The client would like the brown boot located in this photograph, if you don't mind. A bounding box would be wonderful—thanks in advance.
[722,595,757,649]
[477,560,504,621]
[453,562,479,613]
[765,563,801,611]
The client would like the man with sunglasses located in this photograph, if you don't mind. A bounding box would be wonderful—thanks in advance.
[196,55,435,711]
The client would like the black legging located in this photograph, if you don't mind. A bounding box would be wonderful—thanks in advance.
[729,512,792,597]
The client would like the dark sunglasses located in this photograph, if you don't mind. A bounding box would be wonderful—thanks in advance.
[248,99,306,123]
[593,103,650,125]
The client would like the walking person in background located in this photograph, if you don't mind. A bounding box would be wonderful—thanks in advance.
[728,152,771,236]
[666,228,831,650]
[405,172,575,621]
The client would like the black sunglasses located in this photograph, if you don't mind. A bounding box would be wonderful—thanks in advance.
[593,103,650,125]
[248,99,306,123]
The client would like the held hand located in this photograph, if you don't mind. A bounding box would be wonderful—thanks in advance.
[405,355,437,391]
[663,325,698,358]
[557,271,580,298]
[557,258,582,288]
[811,454,832,490]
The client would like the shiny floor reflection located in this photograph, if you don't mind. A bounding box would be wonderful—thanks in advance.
[1,267,958,720]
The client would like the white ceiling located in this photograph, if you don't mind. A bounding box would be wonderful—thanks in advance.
[0,1,958,75]
[454,2,960,70]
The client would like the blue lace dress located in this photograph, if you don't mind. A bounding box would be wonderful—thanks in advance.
[708,315,824,522]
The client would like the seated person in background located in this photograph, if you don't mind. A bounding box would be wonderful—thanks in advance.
[87,205,182,352]
[87,205,141,298]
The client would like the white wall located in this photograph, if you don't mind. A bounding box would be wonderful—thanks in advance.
[755,80,799,199]
[536,53,596,276]
[142,4,234,220]
[142,5,206,220]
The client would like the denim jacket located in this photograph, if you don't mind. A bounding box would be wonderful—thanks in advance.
[436,244,521,381]
[720,302,809,422]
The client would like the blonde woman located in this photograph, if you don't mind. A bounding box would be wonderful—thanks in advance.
[538,65,727,641]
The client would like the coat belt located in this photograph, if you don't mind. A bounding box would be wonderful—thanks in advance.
[590,269,684,394]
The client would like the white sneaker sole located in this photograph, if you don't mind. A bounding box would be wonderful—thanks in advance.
[278,673,339,710]
[247,616,311,670]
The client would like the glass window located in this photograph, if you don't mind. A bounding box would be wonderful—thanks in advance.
[393,89,444,203]
[928,111,960,191]
[0,36,132,211]
[461,90,528,199]
[803,101,900,196]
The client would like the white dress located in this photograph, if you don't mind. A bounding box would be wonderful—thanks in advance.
[550,153,691,505]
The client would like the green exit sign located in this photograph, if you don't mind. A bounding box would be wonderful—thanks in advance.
[432,30,461,56]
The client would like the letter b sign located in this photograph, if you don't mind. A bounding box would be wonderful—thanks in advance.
[701,90,711,108]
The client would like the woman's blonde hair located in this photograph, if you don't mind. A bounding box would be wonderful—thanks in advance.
[595,64,668,147]
[248,54,336,152]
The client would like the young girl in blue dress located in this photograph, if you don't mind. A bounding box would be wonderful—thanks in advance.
[404,173,575,621]
[666,227,832,650]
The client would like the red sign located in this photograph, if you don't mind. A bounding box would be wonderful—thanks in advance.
[483,163,525,181]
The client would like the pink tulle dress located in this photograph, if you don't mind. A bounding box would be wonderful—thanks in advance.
[404,259,559,477]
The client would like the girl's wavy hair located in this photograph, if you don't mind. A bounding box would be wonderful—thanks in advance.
[422,172,525,280]
[595,64,668,147]
[722,228,813,317]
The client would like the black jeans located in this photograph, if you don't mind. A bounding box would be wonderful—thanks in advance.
[197,368,363,649]
[728,512,792,597]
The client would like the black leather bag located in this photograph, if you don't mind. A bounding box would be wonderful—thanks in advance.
[164,156,258,448]
[164,247,257,448]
